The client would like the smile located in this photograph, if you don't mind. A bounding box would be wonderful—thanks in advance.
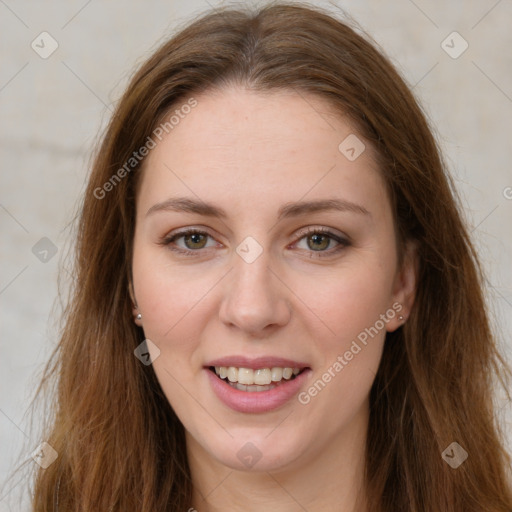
[210,366,303,392]
[205,360,311,413]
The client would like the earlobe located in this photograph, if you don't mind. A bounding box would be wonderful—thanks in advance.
[132,303,143,326]
[129,280,143,327]
[387,239,419,332]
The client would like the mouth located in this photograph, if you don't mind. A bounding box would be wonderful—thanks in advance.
[208,365,308,392]
[204,356,312,413]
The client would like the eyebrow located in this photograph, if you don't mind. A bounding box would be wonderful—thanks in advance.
[145,196,371,220]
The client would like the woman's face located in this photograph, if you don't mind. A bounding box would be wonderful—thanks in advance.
[131,86,416,473]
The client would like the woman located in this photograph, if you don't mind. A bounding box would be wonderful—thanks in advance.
[24,2,512,511]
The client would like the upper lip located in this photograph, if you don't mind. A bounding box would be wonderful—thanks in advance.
[205,356,310,370]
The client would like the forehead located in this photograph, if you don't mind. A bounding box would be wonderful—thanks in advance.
[137,86,389,221]
[149,85,372,162]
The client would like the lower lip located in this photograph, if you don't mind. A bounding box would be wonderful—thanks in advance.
[205,368,311,413]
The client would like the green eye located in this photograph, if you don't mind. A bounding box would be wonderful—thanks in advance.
[160,227,349,258]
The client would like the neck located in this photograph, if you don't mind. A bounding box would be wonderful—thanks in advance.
[186,402,370,512]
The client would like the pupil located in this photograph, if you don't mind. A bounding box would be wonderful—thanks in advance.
[187,233,205,248]
[310,234,328,250]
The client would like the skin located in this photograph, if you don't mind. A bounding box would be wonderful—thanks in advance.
[130,85,417,512]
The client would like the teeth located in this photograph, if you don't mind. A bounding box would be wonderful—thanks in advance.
[282,367,293,379]
[227,367,237,382]
[232,382,274,392]
[271,367,283,381]
[213,366,302,385]
[254,369,271,385]
[238,368,253,385]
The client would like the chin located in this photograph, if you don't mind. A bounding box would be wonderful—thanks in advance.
[201,427,308,473]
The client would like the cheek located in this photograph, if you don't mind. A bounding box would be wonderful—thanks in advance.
[292,259,393,402]
[298,263,394,343]
[131,247,207,378]
[295,277,388,430]
[132,242,206,338]
[132,246,206,412]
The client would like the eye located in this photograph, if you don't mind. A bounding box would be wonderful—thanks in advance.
[158,227,350,258]
[159,228,217,255]
[293,227,350,258]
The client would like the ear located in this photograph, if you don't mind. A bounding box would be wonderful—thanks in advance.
[128,279,136,306]
[128,280,143,327]
[386,239,419,332]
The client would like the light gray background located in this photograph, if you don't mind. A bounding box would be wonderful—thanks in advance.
[1,1,511,510]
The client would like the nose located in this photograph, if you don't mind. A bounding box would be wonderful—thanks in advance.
[218,248,291,337]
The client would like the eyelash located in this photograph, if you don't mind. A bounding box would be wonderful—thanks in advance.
[158,227,350,259]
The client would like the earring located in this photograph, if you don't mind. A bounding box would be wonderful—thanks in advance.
[136,313,142,320]
[398,315,404,321]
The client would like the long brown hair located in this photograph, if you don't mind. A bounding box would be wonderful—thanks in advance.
[13,2,512,510]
